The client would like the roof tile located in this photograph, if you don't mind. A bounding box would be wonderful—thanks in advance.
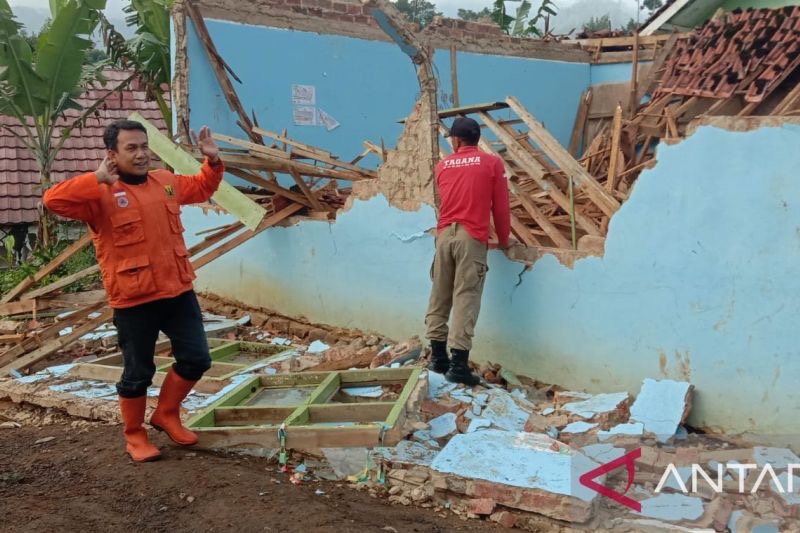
[0,69,169,224]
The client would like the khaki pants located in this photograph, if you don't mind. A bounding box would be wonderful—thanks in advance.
[425,224,488,351]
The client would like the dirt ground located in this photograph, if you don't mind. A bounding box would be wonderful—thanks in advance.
[0,423,513,533]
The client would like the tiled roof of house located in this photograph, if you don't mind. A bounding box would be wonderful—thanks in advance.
[656,6,800,101]
[0,70,168,225]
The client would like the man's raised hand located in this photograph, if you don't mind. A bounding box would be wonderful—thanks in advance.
[96,157,119,185]
[191,126,220,164]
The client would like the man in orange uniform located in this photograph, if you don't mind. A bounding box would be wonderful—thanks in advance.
[425,117,511,386]
[44,120,224,462]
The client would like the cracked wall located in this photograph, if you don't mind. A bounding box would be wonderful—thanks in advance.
[185,123,800,439]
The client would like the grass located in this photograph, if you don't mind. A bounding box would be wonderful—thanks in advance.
[0,230,100,299]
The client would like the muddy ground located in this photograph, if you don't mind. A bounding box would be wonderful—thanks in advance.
[0,423,513,533]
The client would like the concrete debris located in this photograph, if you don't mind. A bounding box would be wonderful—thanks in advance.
[693,496,734,532]
[604,517,721,532]
[541,407,555,416]
[428,413,458,439]
[489,510,516,528]
[753,447,800,470]
[480,392,531,432]
[380,441,439,467]
[499,368,523,389]
[561,421,598,434]
[728,510,781,533]
[306,340,330,354]
[640,493,706,522]
[630,379,694,442]
[581,443,625,463]
[430,429,600,522]
[562,391,630,426]
[598,422,645,441]
[466,418,491,433]
[554,390,594,407]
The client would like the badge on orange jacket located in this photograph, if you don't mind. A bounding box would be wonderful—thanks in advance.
[165,184,175,198]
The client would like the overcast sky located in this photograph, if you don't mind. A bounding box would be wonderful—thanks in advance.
[8,0,645,35]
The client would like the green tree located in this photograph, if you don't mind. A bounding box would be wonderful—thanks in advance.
[491,0,557,37]
[643,0,663,13]
[0,0,131,247]
[583,13,612,32]
[101,0,173,129]
[457,7,492,21]
[393,0,441,27]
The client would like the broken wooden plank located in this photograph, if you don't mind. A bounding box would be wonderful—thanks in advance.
[479,111,601,236]
[450,44,460,107]
[226,168,314,208]
[773,82,800,115]
[506,96,620,217]
[252,127,333,158]
[509,182,571,248]
[20,265,100,301]
[509,215,541,247]
[129,112,267,231]
[289,170,325,211]
[191,203,306,270]
[187,221,245,257]
[607,104,624,192]
[0,299,38,318]
[212,133,291,160]
[400,102,509,123]
[640,32,680,100]
[1,307,114,375]
[1,234,92,304]
[568,89,592,157]
[291,147,378,178]
[628,31,640,117]
[219,151,372,182]
[185,0,261,144]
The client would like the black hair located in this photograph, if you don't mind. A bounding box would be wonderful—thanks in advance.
[457,134,480,146]
[103,120,147,150]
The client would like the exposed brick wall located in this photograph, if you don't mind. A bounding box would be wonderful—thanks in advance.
[194,0,588,62]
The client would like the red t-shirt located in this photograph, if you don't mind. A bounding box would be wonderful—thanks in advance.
[436,145,511,246]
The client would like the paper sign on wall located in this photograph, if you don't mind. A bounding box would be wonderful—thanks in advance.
[317,108,340,131]
[293,105,317,126]
[292,84,316,106]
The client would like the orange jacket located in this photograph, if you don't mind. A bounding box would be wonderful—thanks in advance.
[43,160,224,309]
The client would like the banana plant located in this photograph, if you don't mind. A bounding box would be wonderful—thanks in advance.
[491,0,558,37]
[100,0,173,131]
[0,0,134,247]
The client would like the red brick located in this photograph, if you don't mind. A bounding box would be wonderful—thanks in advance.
[490,511,516,528]
[420,398,466,417]
[467,498,496,515]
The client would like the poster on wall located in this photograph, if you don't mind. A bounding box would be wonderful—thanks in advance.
[317,108,340,131]
[293,105,317,126]
[292,84,316,106]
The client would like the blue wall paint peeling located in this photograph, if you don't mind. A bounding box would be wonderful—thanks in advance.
[185,124,800,436]
[183,19,798,436]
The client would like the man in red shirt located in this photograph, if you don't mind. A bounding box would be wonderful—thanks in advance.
[44,120,223,462]
[426,117,511,386]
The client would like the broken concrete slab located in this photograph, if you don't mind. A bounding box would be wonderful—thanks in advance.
[640,493,705,522]
[728,510,780,533]
[630,379,693,442]
[581,443,626,464]
[604,517,720,532]
[659,466,693,492]
[542,407,555,416]
[562,421,598,434]
[480,392,531,432]
[466,418,491,433]
[692,495,734,532]
[426,371,457,399]
[379,440,439,467]
[428,412,458,439]
[753,447,800,471]
[554,390,594,406]
[306,340,330,354]
[598,422,645,441]
[562,392,629,424]
[430,429,600,522]
[770,472,800,507]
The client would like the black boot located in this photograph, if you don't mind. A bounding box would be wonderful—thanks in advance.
[427,340,450,374]
[445,349,481,386]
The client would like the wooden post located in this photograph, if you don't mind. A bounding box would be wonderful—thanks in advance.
[628,31,640,117]
[450,44,459,107]
[607,104,624,193]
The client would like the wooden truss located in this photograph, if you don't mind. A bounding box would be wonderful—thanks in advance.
[68,338,294,394]
[187,367,424,451]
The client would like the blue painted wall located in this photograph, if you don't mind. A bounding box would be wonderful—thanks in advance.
[590,62,638,85]
[181,19,800,437]
[186,124,800,438]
